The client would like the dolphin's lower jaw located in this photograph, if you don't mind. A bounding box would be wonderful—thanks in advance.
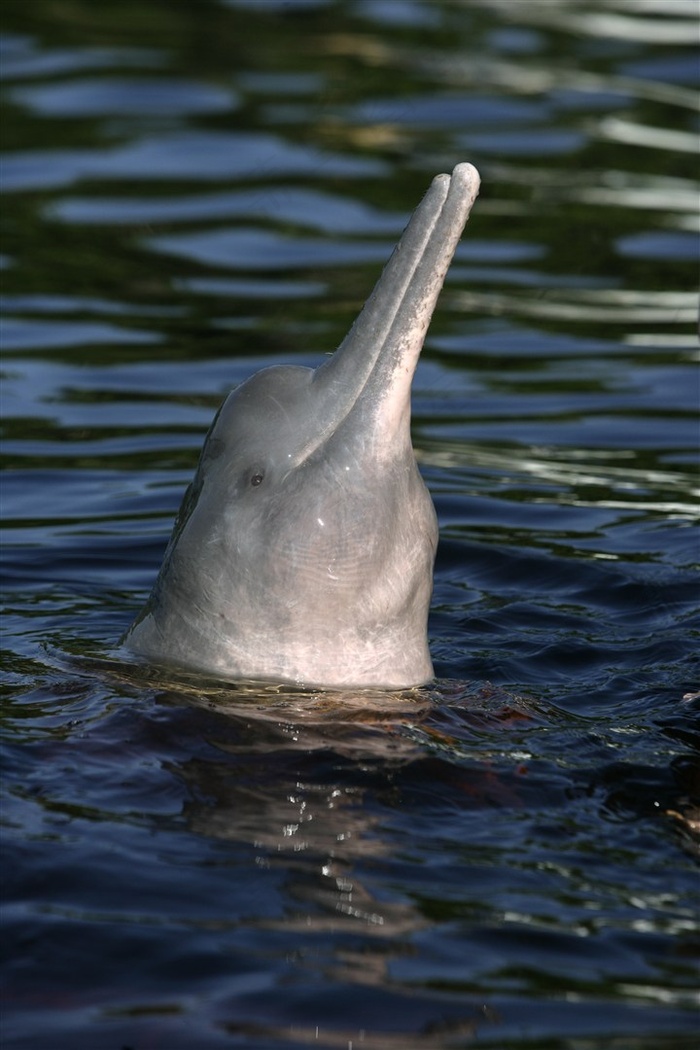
[122,163,481,690]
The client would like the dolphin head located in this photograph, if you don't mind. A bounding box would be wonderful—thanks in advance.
[123,163,481,689]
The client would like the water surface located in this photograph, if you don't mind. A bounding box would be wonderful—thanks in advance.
[1,1,699,1048]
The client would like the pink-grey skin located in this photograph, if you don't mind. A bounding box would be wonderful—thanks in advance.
[123,163,481,689]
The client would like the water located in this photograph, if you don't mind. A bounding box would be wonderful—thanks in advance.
[1,1,698,1047]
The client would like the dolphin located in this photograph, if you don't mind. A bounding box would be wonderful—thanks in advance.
[122,163,481,689]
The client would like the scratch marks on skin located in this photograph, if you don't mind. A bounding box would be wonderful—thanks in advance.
[312,514,339,579]
[267,391,292,423]
[322,522,340,581]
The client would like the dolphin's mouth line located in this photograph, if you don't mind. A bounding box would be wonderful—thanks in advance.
[290,198,442,469]
[292,163,481,469]
[338,179,448,381]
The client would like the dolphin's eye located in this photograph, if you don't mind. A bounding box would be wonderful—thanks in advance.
[250,472,264,487]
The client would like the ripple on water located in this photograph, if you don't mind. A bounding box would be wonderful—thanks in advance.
[1,1,698,1047]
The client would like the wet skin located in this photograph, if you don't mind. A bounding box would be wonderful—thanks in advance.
[123,163,481,688]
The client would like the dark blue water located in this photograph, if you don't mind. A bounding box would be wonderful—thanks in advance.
[2,1,699,1047]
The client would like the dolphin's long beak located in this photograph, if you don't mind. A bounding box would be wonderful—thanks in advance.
[313,163,480,444]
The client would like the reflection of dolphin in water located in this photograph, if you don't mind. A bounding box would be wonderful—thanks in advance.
[148,680,521,1046]
[123,164,481,688]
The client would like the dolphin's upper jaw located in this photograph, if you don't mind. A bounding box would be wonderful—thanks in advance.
[311,164,481,456]
[284,163,481,471]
